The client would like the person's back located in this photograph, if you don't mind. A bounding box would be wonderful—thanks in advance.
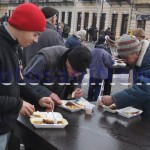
[104,27,111,36]
[90,46,114,79]
[1,13,9,23]
[88,46,114,102]
[65,35,81,48]
[63,24,70,38]
[87,35,114,101]
[65,30,86,48]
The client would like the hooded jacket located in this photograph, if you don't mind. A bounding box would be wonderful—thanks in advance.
[0,24,42,135]
[89,45,114,79]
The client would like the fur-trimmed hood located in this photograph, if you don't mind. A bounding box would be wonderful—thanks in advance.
[136,40,149,67]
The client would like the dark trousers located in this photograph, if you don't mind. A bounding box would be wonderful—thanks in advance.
[87,77,102,102]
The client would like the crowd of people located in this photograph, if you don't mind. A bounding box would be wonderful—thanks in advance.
[0,2,150,150]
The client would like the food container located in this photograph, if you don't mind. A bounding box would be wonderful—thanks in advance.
[30,112,68,128]
[117,107,143,118]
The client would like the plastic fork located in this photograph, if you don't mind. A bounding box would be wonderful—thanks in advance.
[51,110,57,124]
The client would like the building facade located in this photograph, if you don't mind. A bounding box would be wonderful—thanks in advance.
[0,0,150,39]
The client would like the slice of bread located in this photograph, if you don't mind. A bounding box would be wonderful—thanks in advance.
[32,111,46,118]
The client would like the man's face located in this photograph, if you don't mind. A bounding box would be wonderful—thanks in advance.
[66,60,82,77]
[123,52,139,67]
[51,15,57,25]
[17,31,41,48]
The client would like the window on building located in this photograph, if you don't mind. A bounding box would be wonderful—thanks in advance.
[68,12,72,28]
[61,12,65,23]
[92,13,97,28]
[120,14,129,36]
[99,13,106,35]
[111,14,118,36]
[137,20,146,30]
[77,12,82,31]
[84,12,89,30]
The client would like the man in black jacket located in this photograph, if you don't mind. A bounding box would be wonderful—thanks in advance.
[0,3,54,150]
[23,46,92,104]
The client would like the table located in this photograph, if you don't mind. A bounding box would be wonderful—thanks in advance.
[12,105,150,150]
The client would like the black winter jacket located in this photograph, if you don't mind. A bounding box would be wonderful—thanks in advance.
[23,46,84,99]
[0,25,42,135]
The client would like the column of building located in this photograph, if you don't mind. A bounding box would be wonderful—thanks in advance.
[64,11,68,25]
[58,11,62,24]
[116,11,122,39]
[80,11,84,30]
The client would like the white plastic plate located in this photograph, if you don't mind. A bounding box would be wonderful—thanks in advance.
[30,112,68,128]
[59,100,83,112]
[30,118,68,128]
[73,97,95,109]
[117,107,143,118]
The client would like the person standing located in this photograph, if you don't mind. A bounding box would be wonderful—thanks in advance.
[0,3,54,150]
[0,13,9,24]
[41,6,58,31]
[88,36,114,101]
[23,6,64,66]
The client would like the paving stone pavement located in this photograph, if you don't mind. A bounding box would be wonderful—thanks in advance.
[82,69,129,100]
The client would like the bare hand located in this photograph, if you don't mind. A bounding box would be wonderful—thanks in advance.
[20,101,35,117]
[39,97,54,112]
[72,88,83,99]
[101,96,113,106]
[50,93,62,105]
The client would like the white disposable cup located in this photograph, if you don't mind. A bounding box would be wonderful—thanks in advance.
[85,104,93,115]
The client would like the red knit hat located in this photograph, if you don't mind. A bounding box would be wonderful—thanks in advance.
[8,3,46,32]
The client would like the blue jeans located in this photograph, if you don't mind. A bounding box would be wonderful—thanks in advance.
[87,77,102,102]
[0,132,10,150]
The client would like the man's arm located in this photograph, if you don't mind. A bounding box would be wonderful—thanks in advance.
[112,84,149,108]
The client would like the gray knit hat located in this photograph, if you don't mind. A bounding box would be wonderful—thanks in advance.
[41,7,58,19]
[117,34,142,58]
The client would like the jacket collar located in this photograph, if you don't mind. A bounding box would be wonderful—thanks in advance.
[136,40,149,67]
[0,24,18,46]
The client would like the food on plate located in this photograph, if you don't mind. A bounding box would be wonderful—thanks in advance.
[117,60,124,63]
[32,120,44,124]
[66,101,81,109]
[108,104,116,110]
[32,118,65,125]
[43,119,54,124]
[31,111,46,118]
[123,111,140,115]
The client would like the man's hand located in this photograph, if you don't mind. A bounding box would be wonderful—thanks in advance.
[38,97,54,112]
[101,96,113,106]
[50,93,62,105]
[20,101,35,117]
[72,88,83,99]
